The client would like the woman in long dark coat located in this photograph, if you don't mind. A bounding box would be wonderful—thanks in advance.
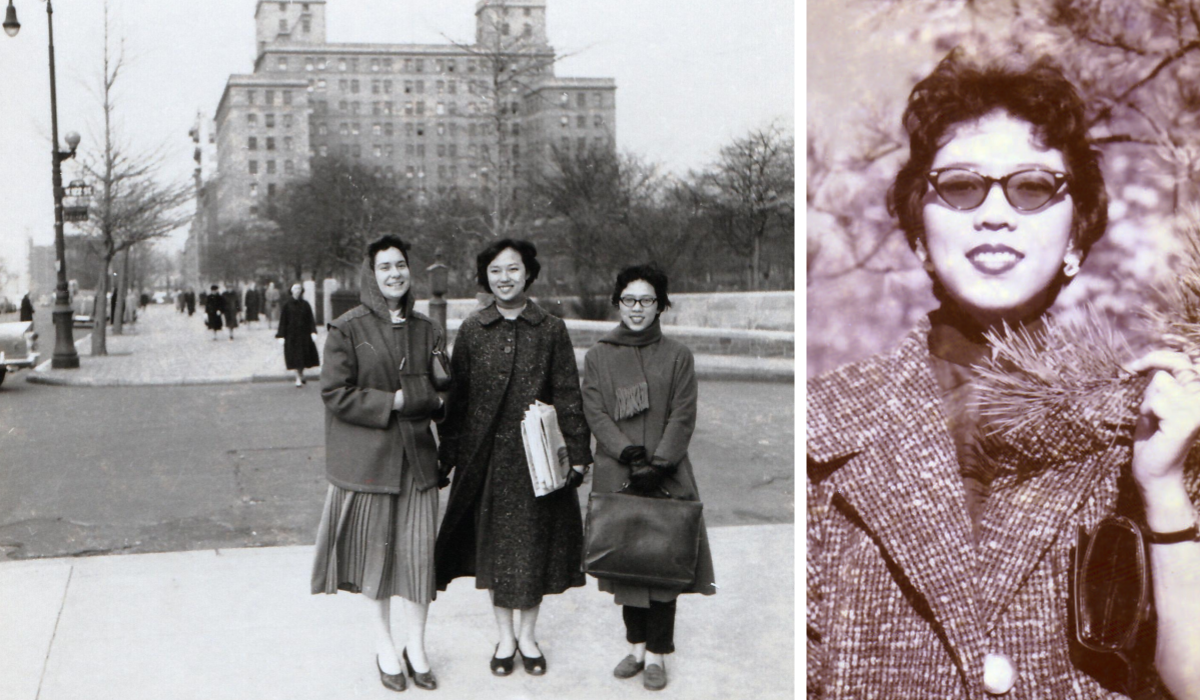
[581,264,716,692]
[312,236,447,691]
[244,282,261,326]
[221,286,240,339]
[276,283,320,387]
[436,238,592,677]
[204,284,225,340]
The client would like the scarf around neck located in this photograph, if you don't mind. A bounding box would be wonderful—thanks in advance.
[597,319,663,420]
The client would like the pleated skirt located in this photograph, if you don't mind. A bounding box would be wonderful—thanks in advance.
[310,465,438,603]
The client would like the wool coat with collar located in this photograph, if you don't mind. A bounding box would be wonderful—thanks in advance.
[807,317,1200,699]
[434,300,592,599]
[581,327,716,606]
[319,265,446,494]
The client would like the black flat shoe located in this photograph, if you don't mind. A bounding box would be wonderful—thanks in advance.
[491,643,516,676]
[403,649,438,690]
[518,642,546,676]
[377,656,407,692]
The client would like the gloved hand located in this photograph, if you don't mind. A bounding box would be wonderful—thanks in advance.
[629,464,664,493]
[437,463,453,489]
[618,445,649,466]
[566,468,585,489]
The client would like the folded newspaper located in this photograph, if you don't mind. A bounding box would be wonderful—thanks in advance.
[521,400,571,497]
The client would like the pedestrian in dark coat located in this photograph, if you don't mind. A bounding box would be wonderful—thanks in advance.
[184,289,196,317]
[276,282,320,385]
[221,287,240,338]
[312,236,448,691]
[265,282,282,329]
[436,238,592,678]
[581,264,715,692]
[244,282,261,326]
[19,292,34,323]
[204,285,225,340]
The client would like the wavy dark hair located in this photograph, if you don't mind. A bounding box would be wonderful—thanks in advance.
[475,238,540,291]
[366,234,411,266]
[887,51,1108,293]
[610,263,672,313]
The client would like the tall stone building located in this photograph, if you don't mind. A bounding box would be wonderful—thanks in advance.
[202,0,616,246]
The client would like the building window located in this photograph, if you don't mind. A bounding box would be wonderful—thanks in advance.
[447,59,457,73]
[416,123,425,137]
[523,23,532,38]
[384,80,392,94]
[339,122,349,135]
[416,80,425,94]
[351,79,360,93]
[249,160,258,174]
[319,144,328,156]
[436,102,445,115]
[351,122,360,135]
[372,123,382,136]
[560,92,569,105]
[513,144,520,158]
[371,59,380,72]
[403,58,413,72]
[385,122,394,137]
[576,92,586,108]
[248,136,258,150]
[501,22,510,35]
[405,144,414,156]
[279,18,287,32]
[560,116,569,128]
[448,144,457,157]
[469,123,476,137]
[416,101,425,115]
[577,137,586,152]
[384,101,394,115]
[317,57,327,70]
[372,79,381,94]
[267,160,277,174]
[302,17,311,33]
[415,59,424,72]
[374,144,383,158]
[385,144,394,158]
[511,123,520,137]
[266,114,277,128]
[405,123,414,137]
[406,165,415,178]
[438,164,446,178]
[281,114,292,128]
[267,183,277,198]
[250,205,258,217]
[338,58,347,71]
[352,144,361,158]
[593,114,603,128]
[305,58,314,71]
[576,115,586,128]
[284,136,294,150]
[283,91,293,106]
[266,136,276,150]
[384,58,394,71]
[317,100,328,114]
[469,144,478,158]
[416,144,425,157]
[372,102,381,116]
[404,80,413,94]
[250,183,258,197]
[437,144,446,157]
[285,160,295,175]
[337,100,347,113]
[317,123,328,135]
[436,80,445,94]
[278,57,288,71]
[247,89,257,105]
[449,122,458,137]
[467,59,476,73]
[351,102,360,115]
[247,113,257,126]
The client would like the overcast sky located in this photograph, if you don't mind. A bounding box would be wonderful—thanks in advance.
[0,0,794,293]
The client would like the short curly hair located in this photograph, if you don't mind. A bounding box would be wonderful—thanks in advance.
[366,234,411,267]
[475,238,540,292]
[610,263,672,312]
[888,51,1108,270]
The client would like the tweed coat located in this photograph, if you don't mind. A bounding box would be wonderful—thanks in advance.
[434,301,592,606]
[581,331,716,605]
[807,317,1200,699]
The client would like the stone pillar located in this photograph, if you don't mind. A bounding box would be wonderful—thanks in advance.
[322,278,339,327]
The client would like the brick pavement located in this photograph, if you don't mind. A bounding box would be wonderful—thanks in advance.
[29,304,323,386]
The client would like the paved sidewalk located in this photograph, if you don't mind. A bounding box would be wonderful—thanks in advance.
[0,523,794,700]
[28,304,792,386]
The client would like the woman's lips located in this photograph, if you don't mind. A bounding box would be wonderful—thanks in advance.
[967,244,1023,274]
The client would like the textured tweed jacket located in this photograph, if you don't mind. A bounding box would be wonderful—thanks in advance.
[806,318,1198,699]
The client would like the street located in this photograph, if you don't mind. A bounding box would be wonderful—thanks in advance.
[0,377,793,561]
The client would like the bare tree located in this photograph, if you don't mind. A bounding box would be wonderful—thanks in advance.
[690,124,795,290]
[78,4,191,351]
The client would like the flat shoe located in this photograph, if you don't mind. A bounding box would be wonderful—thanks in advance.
[377,657,407,692]
[643,663,667,691]
[403,649,437,690]
[518,642,546,676]
[491,643,516,676]
[613,654,645,679]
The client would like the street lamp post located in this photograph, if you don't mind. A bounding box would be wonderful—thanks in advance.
[5,0,82,368]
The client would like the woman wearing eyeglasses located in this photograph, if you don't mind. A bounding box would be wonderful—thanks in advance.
[807,51,1200,699]
[580,264,716,692]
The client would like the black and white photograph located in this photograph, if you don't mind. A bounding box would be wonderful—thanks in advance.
[0,1,795,698]
[809,0,1200,697]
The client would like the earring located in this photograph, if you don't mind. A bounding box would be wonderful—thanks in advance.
[1063,253,1081,278]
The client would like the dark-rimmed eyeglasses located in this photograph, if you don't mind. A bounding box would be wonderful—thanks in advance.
[926,168,1070,211]
[619,296,658,309]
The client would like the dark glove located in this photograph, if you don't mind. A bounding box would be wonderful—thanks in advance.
[566,468,585,489]
[629,464,664,493]
[649,456,677,475]
[437,463,453,489]
[619,445,649,466]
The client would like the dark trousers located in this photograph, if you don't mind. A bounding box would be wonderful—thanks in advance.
[622,600,676,654]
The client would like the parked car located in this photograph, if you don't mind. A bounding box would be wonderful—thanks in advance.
[0,320,39,387]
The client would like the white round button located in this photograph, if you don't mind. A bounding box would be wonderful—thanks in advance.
[982,652,1017,695]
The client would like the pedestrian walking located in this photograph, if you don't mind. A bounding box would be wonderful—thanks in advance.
[312,235,449,692]
[435,238,592,678]
[185,288,196,317]
[276,282,319,386]
[244,281,262,328]
[204,284,225,340]
[580,264,716,691]
[19,291,34,323]
[265,281,282,329]
[221,286,239,339]
[807,52,1200,698]
[176,290,185,314]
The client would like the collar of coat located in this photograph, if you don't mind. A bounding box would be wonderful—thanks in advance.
[807,317,1129,675]
[476,299,547,326]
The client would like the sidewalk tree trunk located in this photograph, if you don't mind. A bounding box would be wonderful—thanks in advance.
[79,3,192,355]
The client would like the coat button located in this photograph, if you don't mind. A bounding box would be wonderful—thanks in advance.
[982,652,1016,695]
[504,346,512,354]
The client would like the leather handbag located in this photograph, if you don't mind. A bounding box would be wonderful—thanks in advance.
[430,348,451,391]
[582,486,703,589]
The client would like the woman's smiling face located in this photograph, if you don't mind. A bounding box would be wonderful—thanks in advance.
[486,247,527,304]
[922,110,1077,326]
[373,246,411,305]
